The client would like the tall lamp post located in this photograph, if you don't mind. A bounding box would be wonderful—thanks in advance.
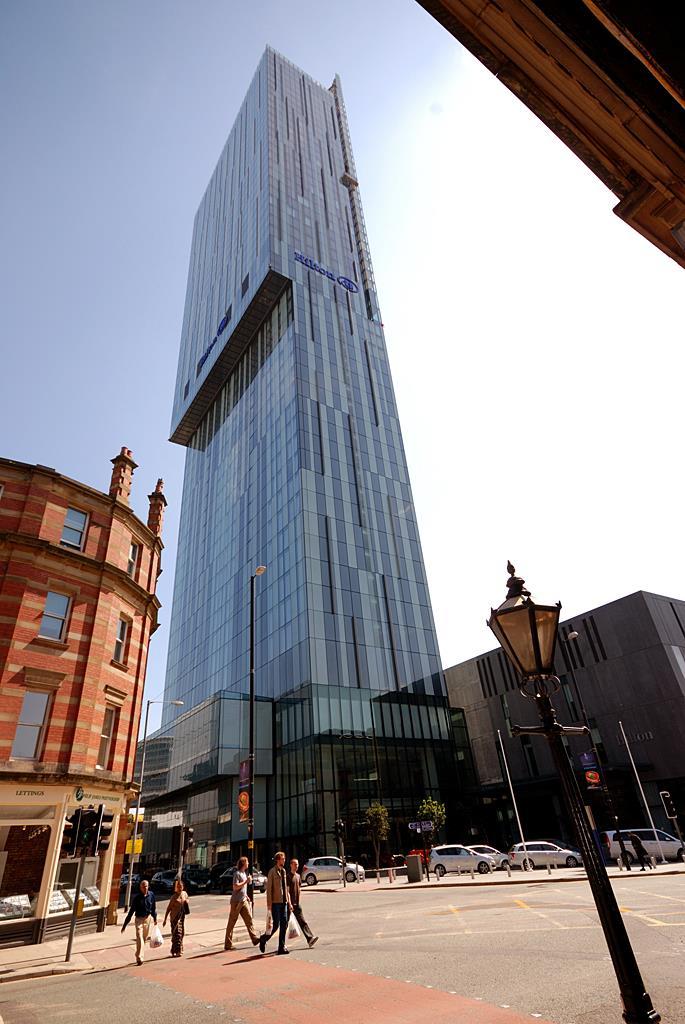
[124,697,184,912]
[247,566,266,900]
[488,564,659,1024]
[560,631,631,869]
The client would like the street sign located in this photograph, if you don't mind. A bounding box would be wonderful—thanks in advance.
[409,820,433,833]
[579,751,598,770]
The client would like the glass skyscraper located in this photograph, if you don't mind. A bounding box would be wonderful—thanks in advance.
[154,48,462,863]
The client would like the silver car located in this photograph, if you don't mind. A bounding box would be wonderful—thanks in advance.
[509,841,582,870]
[430,844,496,877]
[467,844,509,869]
[601,828,683,864]
[301,856,365,885]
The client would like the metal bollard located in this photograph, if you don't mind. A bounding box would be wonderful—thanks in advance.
[650,856,657,870]
[547,862,552,875]
[470,865,475,880]
[506,862,512,877]
[617,857,623,872]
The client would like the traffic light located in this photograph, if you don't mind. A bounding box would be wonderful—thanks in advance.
[334,819,345,839]
[182,826,194,854]
[660,791,678,820]
[77,809,99,855]
[93,805,115,853]
[61,809,82,858]
[171,824,183,860]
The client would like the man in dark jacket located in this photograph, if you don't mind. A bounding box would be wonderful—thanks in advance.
[288,859,318,948]
[629,833,654,871]
[259,852,292,955]
[122,878,157,964]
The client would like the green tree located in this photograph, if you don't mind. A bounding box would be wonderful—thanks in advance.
[365,802,390,884]
[417,797,446,846]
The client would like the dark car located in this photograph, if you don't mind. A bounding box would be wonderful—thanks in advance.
[219,867,235,895]
[219,866,267,895]
[183,867,211,894]
[209,861,232,890]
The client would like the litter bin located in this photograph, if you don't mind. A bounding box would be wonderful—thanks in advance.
[406,853,423,884]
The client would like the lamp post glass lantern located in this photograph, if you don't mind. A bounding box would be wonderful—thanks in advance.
[488,565,659,1024]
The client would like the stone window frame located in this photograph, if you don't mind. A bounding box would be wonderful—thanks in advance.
[112,615,132,667]
[60,505,89,551]
[10,669,65,762]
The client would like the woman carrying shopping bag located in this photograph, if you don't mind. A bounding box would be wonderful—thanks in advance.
[163,878,189,956]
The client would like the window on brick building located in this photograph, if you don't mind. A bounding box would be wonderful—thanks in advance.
[96,705,119,770]
[113,617,129,664]
[127,541,139,578]
[11,691,51,759]
[61,507,88,549]
[38,592,70,641]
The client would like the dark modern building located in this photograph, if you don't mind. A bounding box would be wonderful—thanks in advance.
[445,591,685,851]
[146,48,460,867]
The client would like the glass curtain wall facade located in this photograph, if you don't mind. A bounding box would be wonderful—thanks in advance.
[159,48,457,860]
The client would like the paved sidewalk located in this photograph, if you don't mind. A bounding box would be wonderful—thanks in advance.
[318,860,684,893]
[0,862,681,985]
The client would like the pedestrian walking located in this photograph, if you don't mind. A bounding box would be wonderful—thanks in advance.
[259,851,292,955]
[121,878,158,965]
[287,859,318,948]
[163,878,188,957]
[224,856,260,950]
[629,832,654,871]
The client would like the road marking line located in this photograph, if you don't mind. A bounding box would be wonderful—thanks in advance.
[448,905,460,915]
[514,899,529,909]
[624,909,671,926]
[638,891,685,904]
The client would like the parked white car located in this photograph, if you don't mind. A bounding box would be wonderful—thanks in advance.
[467,845,510,869]
[430,844,496,877]
[508,841,582,870]
[301,856,366,885]
[601,828,684,863]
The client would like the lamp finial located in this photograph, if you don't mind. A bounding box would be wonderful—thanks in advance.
[506,562,530,601]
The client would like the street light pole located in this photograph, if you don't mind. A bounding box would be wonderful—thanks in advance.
[489,565,659,1024]
[247,566,266,901]
[619,720,667,864]
[561,631,631,870]
[497,729,530,870]
[124,697,183,912]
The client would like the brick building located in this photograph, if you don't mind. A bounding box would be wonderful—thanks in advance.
[0,449,166,945]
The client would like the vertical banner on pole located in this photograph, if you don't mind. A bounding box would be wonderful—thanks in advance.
[238,758,250,824]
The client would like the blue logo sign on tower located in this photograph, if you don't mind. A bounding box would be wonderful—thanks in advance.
[294,251,358,293]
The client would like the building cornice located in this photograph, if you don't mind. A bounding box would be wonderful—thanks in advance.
[0,458,164,552]
[0,531,161,616]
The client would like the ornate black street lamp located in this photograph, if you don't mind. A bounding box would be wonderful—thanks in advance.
[488,564,659,1024]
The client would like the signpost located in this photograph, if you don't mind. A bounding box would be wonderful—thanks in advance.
[409,821,433,880]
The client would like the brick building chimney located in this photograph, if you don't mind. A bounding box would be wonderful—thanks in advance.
[147,479,167,536]
[109,447,138,505]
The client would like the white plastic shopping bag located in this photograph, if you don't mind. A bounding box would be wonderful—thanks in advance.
[286,913,301,942]
[264,909,273,934]
[149,924,164,949]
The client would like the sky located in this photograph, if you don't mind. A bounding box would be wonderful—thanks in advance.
[2,1,683,734]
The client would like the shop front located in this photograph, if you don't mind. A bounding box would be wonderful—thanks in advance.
[0,781,124,947]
